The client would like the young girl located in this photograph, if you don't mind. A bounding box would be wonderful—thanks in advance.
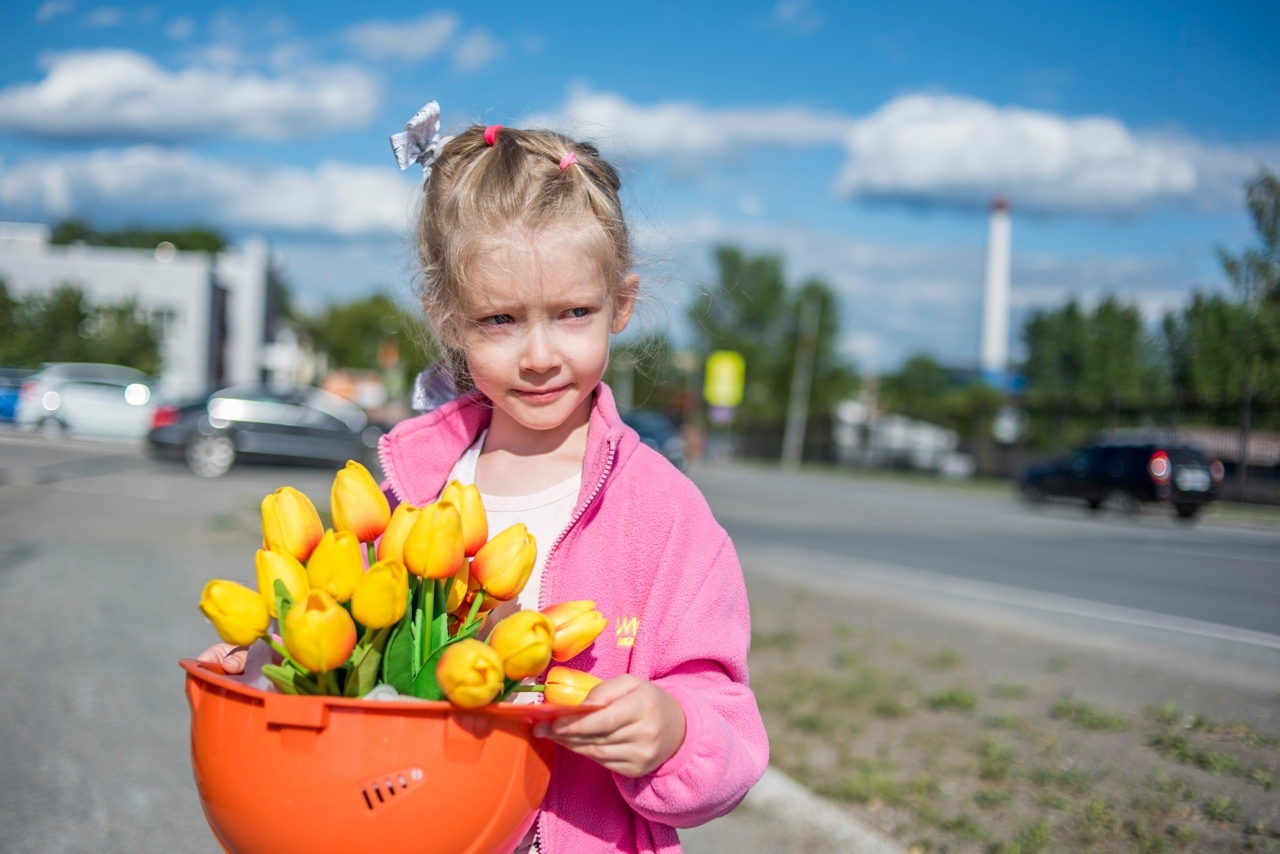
[209,103,768,853]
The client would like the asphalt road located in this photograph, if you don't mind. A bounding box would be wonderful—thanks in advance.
[0,435,1276,853]
[689,464,1280,637]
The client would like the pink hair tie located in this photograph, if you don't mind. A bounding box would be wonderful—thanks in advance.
[483,124,502,146]
[558,151,579,171]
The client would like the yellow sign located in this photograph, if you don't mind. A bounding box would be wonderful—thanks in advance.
[704,350,745,407]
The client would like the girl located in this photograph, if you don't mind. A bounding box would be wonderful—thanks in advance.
[210,103,769,853]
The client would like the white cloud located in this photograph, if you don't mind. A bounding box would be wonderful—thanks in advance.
[771,0,824,34]
[166,17,194,40]
[35,0,74,23]
[835,93,1265,215]
[533,85,849,159]
[453,28,503,73]
[84,6,123,27]
[344,12,458,62]
[0,49,379,141]
[0,147,417,236]
[547,88,1273,217]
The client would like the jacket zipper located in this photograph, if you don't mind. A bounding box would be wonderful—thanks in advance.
[531,436,617,854]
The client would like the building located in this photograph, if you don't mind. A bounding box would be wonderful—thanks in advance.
[0,222,288,399]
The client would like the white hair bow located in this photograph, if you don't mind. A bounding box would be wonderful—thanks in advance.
[390,100,454,184]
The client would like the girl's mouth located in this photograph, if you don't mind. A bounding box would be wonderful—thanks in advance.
[514,385,568,403]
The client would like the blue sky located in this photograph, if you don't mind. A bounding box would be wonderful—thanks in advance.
[1,1,1277,373]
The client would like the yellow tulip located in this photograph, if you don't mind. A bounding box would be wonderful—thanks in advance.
[541,600,608,662]
[444,558,470,613]
[402,501,464,580]
[331,460,391,543]
[436,639,504,708]
[255,548,310,617]
[351,559,409,629]
[306,529,364,603]
[376,502,420,564]
[488,610,555,680]
[469,523,536,601]
[543,666,602,706]
[283,589,357,673]
[261,486,323,563]
[199,580,270,646]
[440,480,488,557]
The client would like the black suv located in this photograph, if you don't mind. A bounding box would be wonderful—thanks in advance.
[1019,433,1224,520]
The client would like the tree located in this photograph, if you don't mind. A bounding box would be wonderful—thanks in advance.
[687,246,858,423]
[50,218,228,253]
[297,294,436,392]
[1218,168,1280,309]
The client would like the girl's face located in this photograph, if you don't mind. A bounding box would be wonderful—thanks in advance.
[458,223,634,441]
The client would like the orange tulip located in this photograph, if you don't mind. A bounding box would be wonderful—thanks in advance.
[470,523,536,601]
[306,529,364,603]
[542,600,608,662]
[350,559,409,629]
[199,580,270,646]
[376,502,420,564]
[331,460,391,543]
[436,639,504,708]
[543,666,602,706]
[255,548,309,617]
[488,610,555,680]
[444,558,471,613]
[261,486,323,563]
[440,480,488,556]
[283,589,357,673]
[402,501,464,580]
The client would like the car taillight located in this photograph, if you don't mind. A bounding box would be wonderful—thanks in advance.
[1148,450,1171,485]
[19,381,37,401]
[1210,458,1224,485]
[151,405,181,429]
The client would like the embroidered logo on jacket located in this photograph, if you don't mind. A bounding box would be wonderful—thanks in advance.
[615,616,639,647]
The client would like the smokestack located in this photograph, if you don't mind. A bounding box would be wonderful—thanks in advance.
[979,196,1011,386]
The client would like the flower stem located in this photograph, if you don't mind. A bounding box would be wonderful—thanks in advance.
[464,590,485,630]
[366,542,376,567]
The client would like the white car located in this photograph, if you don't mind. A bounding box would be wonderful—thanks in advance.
[15,363,158,440]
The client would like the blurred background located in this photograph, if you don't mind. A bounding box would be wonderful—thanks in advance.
[2,3,1279,852]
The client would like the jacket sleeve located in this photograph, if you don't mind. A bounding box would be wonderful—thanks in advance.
[612,531,770,828]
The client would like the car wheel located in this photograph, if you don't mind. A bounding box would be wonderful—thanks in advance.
[1174,503,1201,522]
[39,416,67,439]
[187,433,236,478]
[1106,490,1143,520]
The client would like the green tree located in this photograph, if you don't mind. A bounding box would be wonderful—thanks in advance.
[1218,167,1280,309]
[50,218,228,253]
[298,294,436,393]
[687,246,857,423]
[0,281,161,373]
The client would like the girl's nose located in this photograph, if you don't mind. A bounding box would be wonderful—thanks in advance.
[519,321,560,374]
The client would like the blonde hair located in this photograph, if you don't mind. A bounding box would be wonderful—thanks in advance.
[414,125,633,390]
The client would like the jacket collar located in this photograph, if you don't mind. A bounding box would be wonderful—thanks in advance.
[379,382,630,508]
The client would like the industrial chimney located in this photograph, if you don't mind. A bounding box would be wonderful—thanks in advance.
[979,197,1011,387]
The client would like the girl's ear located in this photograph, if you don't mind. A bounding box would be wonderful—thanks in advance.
[611,274,639,334]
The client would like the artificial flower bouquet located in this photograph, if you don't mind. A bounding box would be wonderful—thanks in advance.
[197,460,607,707]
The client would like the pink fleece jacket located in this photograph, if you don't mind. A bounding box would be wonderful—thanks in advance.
[378,383,769,853]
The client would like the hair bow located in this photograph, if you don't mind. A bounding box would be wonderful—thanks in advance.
[390,100,454,184]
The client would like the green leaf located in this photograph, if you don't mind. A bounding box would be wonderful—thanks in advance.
[273,579,293,631]
[382,596,416,695]
[344,627,390,698]
[411,643,449,700]
[262,663,320,695]
[432,579,449,650]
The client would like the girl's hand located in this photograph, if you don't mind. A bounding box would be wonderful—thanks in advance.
[196,642,249,675]
[534,675,686,778]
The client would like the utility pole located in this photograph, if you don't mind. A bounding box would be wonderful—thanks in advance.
[781,290,821,469]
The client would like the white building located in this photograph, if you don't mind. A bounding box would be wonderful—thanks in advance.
[0,222,285,399]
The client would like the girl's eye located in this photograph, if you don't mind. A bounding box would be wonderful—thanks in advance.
[565,307,591,319]
[480,314,514,326]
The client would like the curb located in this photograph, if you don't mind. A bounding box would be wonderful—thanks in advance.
[742,766,905,853]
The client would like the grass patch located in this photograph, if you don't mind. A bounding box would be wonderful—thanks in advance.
[990,682,1029,700]
[928,686,977,712]
[1149,732,1241,774]
[979,739,1017,781]
[1201,794,1241,823]
[974,786,1013,809]
[752,629,800,651]
[1050,699,1129,731]
[985,712,1033,731]
[993,820,1051,854]
[924,646,967,671]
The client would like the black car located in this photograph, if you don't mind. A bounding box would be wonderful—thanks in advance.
[620,408,687,472]
[1019,434,1224,519]
[149,383,384,478]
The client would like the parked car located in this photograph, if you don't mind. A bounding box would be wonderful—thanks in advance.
[0,367,35,422]
[15,363,157,440]
[148,383,384,478]
[620,408,687,472]
[1018,434,1224,520]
